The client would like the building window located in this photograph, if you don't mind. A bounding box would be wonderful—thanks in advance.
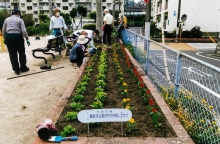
[93,3,96,8]
[33,4,37,7]
[62,0,67,2]
[69,3,73,7]
[102,0,106,2]
[107,3,111,7]
[63,6,68,10]
[27,0,32,2]
[56,3,60,7]
[35,18,38,22]
[34,11,38,14]
[27,6,32,10]
[21,3,25,7]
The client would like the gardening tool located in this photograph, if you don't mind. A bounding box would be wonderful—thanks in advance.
[48,136,78,142]
[60,27,68,58]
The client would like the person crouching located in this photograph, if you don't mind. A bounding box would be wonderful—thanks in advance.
[69,35,90,67]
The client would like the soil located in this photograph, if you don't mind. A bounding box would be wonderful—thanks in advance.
[55,38,176,138]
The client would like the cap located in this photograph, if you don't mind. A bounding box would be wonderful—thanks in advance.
[12,9,21,15]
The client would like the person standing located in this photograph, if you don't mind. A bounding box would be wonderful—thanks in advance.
[102,9,113,45]
[2,9,30,75]
[49,8,68,51]
[118,13,127,39]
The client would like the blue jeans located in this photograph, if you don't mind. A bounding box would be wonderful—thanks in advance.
[53,29,62,50]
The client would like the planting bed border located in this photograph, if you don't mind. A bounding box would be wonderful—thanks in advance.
[33,46,194,144]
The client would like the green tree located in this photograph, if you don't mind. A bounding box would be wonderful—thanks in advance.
[0,9,10,30]
[70,8,77,30]
[38,14,50,23]
[22,14,34,27]
[77,5,87,17]
[60,12,71,25]
[89,11,96,22]
[77,5,87,28]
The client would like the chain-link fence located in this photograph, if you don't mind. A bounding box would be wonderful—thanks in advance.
[122,29,220,144]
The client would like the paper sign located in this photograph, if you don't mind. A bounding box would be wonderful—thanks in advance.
[77,109,132,123]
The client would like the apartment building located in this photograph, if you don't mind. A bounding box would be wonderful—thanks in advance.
[151,0,220,32]
[9,0,124,24]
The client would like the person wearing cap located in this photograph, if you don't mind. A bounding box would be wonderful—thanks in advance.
[69,35,90,67]
[2,9,30,75]
[118,13,127,39]
[102,9,114,45]
[49,8,68,51]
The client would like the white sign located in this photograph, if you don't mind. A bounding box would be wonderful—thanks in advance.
[77,109,132,123]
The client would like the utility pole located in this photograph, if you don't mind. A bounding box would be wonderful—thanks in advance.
[175,0,181,43]
[113,0,115,20]
[49,0,53,18]
[96,0,102,33]
[145,0,151,38]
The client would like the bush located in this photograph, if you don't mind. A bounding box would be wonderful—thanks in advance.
[165,32,175,38]
[82,24,96,30]
[27,26,36,36]
[181,30,191,38]
[35,23,49,35]
[190,26,202,38]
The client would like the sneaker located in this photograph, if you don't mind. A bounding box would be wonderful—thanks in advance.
[15,71,20,75]
[20,67,29,72]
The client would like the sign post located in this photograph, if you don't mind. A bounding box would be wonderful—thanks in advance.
[78,109,132,137]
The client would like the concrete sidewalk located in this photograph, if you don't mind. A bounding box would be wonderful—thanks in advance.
[165,43,197,51]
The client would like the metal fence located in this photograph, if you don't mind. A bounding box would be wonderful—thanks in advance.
[122,29,220,144]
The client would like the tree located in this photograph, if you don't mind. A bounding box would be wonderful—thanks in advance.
[38,14,50,23]
[77,5,87,28]
[96,0,102,33]
[89,11,96,22]
[70,8,77,30]
[0,9,10,30]
[60,12,71,25]
[22,14,34,27]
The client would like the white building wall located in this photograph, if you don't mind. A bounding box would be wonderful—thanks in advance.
[154,0,220,33]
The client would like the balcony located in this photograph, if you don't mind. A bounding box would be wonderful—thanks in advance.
[26,10,33,14]
[39,0,48,2]
[11,0,19,3]
[75,0,91,3]
[33,7,38,11]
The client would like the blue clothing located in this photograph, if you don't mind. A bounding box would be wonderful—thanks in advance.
[69,43,84,67]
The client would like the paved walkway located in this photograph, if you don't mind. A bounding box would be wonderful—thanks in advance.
[165,43,197,51]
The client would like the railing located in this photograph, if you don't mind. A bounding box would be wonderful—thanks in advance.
[122,29,220,144]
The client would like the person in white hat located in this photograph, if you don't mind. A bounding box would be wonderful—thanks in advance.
[118,13,127,39]
[102,9,114,45]
[69,35,90,67]
[49,8,68,51]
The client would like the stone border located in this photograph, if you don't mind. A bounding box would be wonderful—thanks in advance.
[33,49,194,144]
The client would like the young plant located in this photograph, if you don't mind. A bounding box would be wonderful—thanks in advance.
[75,86,86,95]
[95,87,104,93]
[81,75,90,83]
[64,111,78,121]
[150,108,161,127]
[60,125,76,137]
[70,102,85,110]
[127,118,135,133]
[95,91,107,102]
[125,105,133,111]
[72,94,85,102]
[77,81,88,87]
[122,98,130,108]
[96,74,106,80]
[121,82,128,90]
[90,100,103,109]
[95,80,106,88]
[121,89,128,98]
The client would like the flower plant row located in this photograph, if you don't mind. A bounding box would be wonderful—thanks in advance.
[119,43,161,128]
[60,53,99,137]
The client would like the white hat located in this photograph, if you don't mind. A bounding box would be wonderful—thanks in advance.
[104,9,109,12]
[119,13,123,18]
[77,35,89,45]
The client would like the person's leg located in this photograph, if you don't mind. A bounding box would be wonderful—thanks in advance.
[17,36,28,72]
[6,34,20,74]
[54,29,62,50]
[118,26,124,38]
[106,25,112,45]
[103,28,107,44]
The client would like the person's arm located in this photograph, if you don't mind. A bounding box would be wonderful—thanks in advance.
[124,17,127,29]
[103,15,107,28]
[49,17,53,32]
[2,19,6,39]
[61,16,68,31]
[20,19,29,40]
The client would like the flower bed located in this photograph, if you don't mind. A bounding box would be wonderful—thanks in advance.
[55,44,176,137]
